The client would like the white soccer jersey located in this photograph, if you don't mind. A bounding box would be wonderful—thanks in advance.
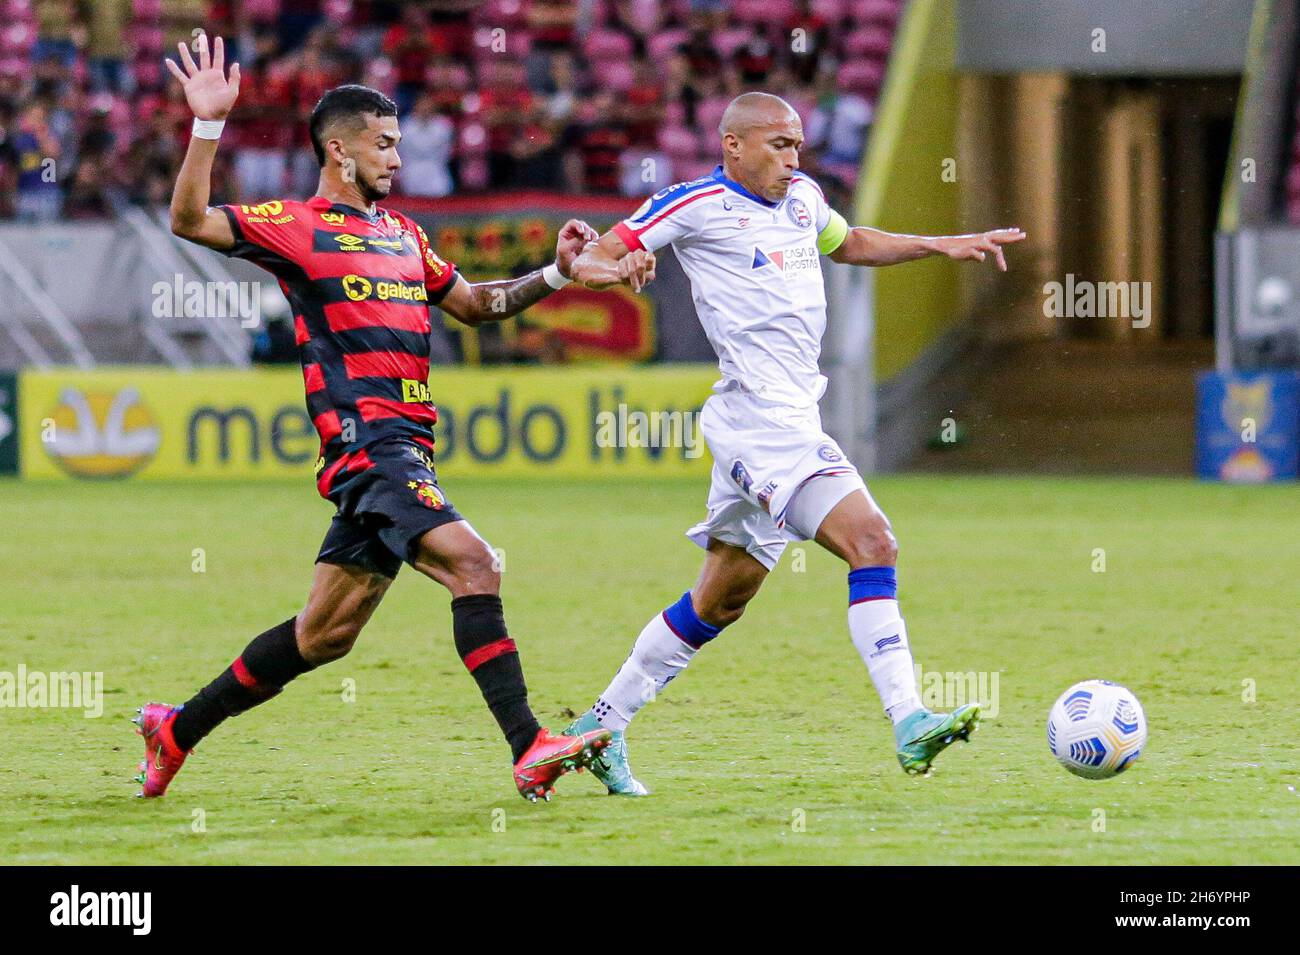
[614,165,849,408]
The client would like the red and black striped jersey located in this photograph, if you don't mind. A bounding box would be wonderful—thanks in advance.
[219,196,459,498]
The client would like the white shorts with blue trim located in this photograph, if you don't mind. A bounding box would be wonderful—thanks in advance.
[685,389,868,570]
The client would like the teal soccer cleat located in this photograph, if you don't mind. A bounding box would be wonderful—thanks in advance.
[564,712,649,796]
[894,703,981,775]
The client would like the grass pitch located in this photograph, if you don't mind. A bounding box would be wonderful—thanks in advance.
[1,475,1297,864]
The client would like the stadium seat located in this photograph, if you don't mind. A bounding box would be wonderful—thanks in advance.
[658,124,701,162]
[584,29,634,62]
[601,59,636,91]
[849,0,903,28]
[844,26,895,59]
[696,96,731,136]
[474,0,527,26]
[837,59,886,97]
[713,28,754,61]
[647,27,689,62]
[733,0,796,27]
[811,0,849,22]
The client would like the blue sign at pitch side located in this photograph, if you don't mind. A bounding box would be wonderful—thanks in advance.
[1195,371,1299,482]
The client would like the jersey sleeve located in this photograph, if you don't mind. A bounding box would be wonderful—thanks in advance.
[410,220,460,305]
[611,181,720,253]
[217,200,306,268]
[793,174,850,255]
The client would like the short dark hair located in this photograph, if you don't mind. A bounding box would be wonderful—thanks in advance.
[308,85,398,166]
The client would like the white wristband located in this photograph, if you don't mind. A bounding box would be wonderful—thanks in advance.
[191,117,226,140]
[542,262,572,290]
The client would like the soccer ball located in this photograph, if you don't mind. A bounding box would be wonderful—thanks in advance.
[1047,680,1147,779]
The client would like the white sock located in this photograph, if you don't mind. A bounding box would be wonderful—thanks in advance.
[848,599,923,724]
[591,612,697,731]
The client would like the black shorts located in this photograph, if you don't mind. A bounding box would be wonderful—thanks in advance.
[316,437,463,578]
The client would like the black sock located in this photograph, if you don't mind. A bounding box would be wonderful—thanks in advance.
[171,618,314,752]
[451,594,540,762]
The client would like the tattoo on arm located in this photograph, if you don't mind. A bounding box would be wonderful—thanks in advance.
[466,270,553,324]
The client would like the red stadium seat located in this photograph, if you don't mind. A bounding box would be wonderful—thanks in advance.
[658,124,701,161]
[0,24,34,54]
[584,29,634,62]
[844,25,894,59]
[696,96,731,135]
[733,0,796,26]
[837,58,885,96]
[602,59,636,91]
[811,0,848,22]
[848,0,902,28]
[647,27,689,62]
[474,0,527,27]
[713,27,753,60]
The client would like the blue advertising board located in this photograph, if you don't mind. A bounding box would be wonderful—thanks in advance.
[1196,371,1299,482]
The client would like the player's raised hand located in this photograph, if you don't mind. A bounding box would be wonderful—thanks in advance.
[165,33,241,121]
[618,249,657,292]
[934,228,1026,272]
[555,219,599,279]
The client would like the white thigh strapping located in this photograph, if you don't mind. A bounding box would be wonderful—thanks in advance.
[781,470,870,541]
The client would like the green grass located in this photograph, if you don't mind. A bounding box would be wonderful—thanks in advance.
[1,475,1297,864]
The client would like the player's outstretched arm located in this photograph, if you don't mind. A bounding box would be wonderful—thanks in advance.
[166,33,240,251]
[569,232,657,292]
[829,225,1026,271]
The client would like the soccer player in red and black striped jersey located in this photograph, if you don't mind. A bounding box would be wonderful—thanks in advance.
[132,34,657,802]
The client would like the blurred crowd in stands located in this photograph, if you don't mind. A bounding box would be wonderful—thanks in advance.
[0,0,898,221]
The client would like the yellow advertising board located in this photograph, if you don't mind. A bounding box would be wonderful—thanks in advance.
[18,365,719,481]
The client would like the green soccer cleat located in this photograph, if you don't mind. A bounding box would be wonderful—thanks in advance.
[563,712,649,796]
[894,703,981,775]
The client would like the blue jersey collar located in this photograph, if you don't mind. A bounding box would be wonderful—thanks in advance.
[711,165,778,208]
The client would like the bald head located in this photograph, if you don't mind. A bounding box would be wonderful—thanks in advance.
[718,92,799,138]
[718,92,804,203]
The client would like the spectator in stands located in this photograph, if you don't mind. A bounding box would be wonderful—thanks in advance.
[735,34,777,87]
[624,53,665,149]
[399,91,455,198]
[276,0,326,51]
[785,0,833,85]
[33,0,81,70]
[13,102,63,222]
[480,59,533,188]
[229,31,294,200]
[528,0,579,73]
[382,5,440,115]
[681,27,723,79]
[84,0,134,94]
[566,90,629,194]
[63,153,114,219]
[161,0,211,55]
[541,51,580,128]
[807,66,873,188]
[0,102,20,219]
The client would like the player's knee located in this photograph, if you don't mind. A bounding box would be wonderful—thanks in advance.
[844,524,898,568]
[448,547,501,595]
[695,587,754,628]
[298,616,363,663]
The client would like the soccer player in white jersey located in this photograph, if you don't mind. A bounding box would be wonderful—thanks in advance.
[565,92,1025,794]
